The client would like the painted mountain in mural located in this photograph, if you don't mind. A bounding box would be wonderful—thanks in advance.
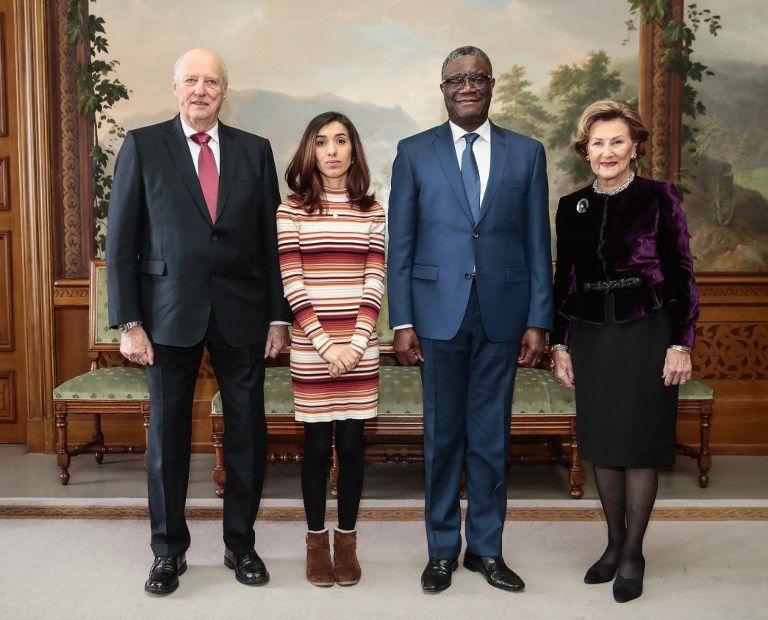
[120,89,419,201]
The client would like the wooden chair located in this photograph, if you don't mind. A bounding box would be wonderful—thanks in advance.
[52,260,149,484]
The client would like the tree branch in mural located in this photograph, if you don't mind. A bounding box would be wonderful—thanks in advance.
[66,0,130,255]
[626,1,721,149]
[545,51,623,185]
[492,65,554,142]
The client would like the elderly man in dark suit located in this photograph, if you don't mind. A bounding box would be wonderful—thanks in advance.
[388,46,553,594]
[106,48,291,595]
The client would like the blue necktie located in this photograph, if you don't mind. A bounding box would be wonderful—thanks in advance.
[461,133,481,223]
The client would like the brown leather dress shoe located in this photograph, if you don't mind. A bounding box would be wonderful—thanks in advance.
[144,554,187,595]
[224,548,270,586]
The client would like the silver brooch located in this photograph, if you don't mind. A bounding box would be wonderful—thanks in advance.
[576,198,589,214]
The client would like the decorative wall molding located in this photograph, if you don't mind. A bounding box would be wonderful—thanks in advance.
[0,369,15,423]
[55,0,85,278]
[694,323,768,380]
[52,279,88,306]
[0,156,9,210]
[638,0,683,182]
[0,11,7,137]
[0,230,12,351]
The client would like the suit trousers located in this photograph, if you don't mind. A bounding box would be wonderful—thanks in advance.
[419,283,517,559]
[145,309,267,557]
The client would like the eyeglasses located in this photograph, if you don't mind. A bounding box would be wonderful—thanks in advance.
[441,75,493,90]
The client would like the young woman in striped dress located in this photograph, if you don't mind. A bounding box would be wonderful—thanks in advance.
[277,112,385,587]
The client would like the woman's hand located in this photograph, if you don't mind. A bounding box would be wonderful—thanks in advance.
[552,349,575,390]
[662,348,692,386]
[323,345,362,378]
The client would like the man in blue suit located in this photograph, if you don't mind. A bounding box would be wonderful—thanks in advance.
[388,46,553,594]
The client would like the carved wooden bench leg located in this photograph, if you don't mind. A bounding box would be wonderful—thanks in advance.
[330,443,340,498]
[55,403,71,485]
[92,413,105,464]
[569,418,585,499]
[698,402,713,488]
[211,415,226,498]
[143,407,150,469]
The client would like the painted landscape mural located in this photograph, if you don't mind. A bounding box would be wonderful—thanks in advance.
[96,0,767,271]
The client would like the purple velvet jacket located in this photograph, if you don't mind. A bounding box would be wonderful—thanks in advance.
[551,175,699,348]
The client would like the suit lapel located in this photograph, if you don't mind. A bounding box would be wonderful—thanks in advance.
[164,115,213,226]
[476,122,509,226]
[432,122,475,226]
[216,123,238,222]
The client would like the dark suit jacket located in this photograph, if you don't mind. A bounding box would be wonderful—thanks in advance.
[387,121,553,342]
[106,115,291,347]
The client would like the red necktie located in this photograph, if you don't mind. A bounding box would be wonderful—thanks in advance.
[190,132,219,222]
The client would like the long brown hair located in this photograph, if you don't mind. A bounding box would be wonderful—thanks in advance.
[285,111,376,214]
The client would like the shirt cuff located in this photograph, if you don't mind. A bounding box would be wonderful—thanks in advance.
[269,321,291,326]
[392,324,413,330]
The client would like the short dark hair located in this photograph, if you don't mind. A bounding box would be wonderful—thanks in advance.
[441,46,493,79]
[285,111,375,214]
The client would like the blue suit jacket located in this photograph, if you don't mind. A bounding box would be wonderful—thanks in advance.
[387,121,553,342]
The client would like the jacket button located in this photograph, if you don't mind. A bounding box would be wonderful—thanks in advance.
[211,234,218,241]
[464,272,472,279]
[473,232,479,238]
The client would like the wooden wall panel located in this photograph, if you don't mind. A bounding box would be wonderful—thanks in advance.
[0,12,6,137]
[0,369,14,422]
[0,156,8,210]
[0,230,12,350]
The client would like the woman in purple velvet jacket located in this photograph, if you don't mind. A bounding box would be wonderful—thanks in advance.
[551,100,699,604]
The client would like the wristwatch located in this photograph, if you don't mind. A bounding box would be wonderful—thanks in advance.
[118,321,142,334]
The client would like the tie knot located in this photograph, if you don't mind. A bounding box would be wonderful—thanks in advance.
[463,132,480,146]
[190,132,211,146]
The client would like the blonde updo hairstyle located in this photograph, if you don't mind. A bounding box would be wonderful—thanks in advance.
[572,100,649,159]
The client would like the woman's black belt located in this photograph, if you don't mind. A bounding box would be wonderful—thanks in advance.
[582,277,641,292]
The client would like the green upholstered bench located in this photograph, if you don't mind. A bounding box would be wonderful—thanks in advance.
[210,364,715,499]
[52,261,149,485]
[210,365,588,499]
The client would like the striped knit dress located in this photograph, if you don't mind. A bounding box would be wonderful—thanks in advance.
[276,188,386,422]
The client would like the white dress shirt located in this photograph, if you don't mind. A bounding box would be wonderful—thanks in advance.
[449,118,491,205]
[393,119,493,331]
[180,118,221,174]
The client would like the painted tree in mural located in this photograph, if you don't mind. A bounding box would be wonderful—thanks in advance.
[492,65,554,141]
[692,120,756,226]
[546,50,623,184]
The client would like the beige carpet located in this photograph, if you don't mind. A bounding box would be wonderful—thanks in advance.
[0,518,766,619]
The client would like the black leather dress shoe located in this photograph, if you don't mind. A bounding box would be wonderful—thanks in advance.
[421,557,458,593]
[144,554,187,595]
[224,548,270,586]
[463,551,525,592]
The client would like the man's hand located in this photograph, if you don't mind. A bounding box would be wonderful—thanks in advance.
[264,324,289,359]
[120,325,154,366]
[517,327,545,368]
[552,349,575,390]
[393,328,423,366]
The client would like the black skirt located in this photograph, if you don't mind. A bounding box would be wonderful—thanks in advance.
[570,297,679,467]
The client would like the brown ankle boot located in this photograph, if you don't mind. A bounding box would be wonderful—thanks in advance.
[306,530,335,587]
[333,529,361,586]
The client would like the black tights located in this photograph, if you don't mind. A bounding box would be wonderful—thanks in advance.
[593,464,658,579]
[301,420,366,531]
